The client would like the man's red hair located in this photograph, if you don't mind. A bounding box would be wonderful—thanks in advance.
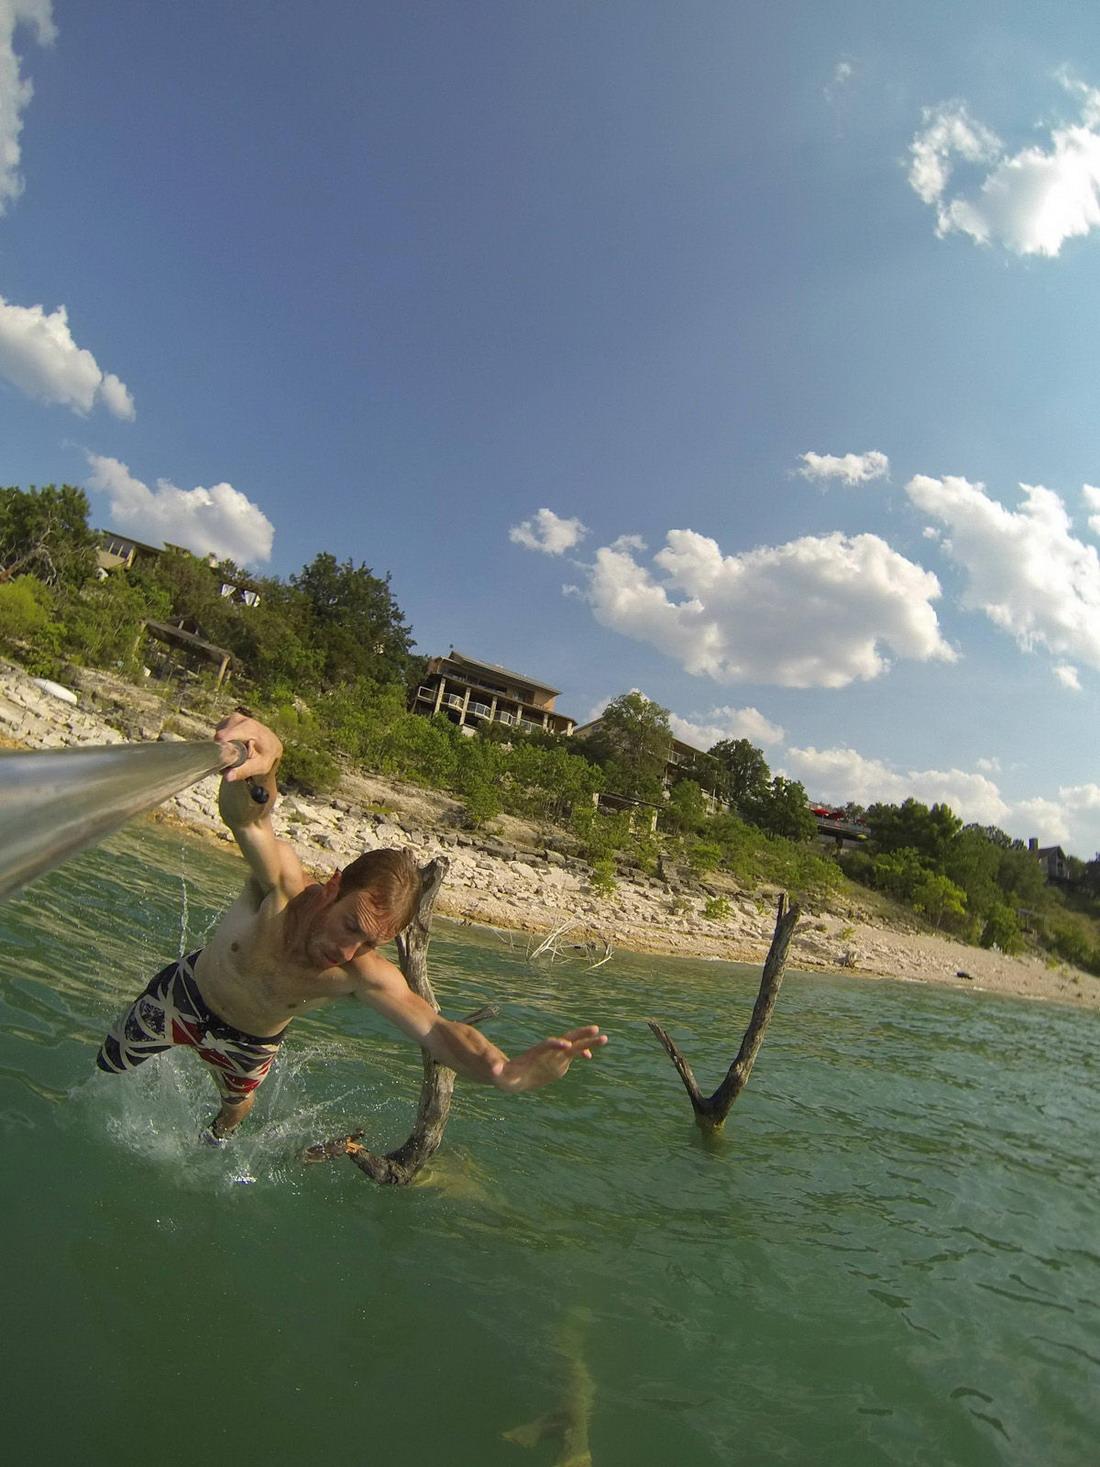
[338,847,421,934]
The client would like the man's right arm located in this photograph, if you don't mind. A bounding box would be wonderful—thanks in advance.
[214,713,304,897]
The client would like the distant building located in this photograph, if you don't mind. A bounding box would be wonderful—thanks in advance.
[572,718,725,813]
[1029,839,1068,883]
[94,531,261,606]
[95,531,164,575]
[411,650,576,737]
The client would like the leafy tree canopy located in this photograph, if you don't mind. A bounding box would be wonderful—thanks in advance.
[290,552,416,689]
[0,485,98,589]
[579,691,672,803]
[708,737,771,812]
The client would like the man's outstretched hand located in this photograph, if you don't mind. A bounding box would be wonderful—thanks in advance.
[494,1026,608,1093]
[214,711,283,783]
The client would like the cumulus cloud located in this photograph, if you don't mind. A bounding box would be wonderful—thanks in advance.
[783,743,1086,848]
[1059,782,1100,810]
[581,528,954,688]
[0,295,135,417]
[976,756,1001,774]
[783,745,1008,823]
[797,450,889,486]
[1084,483,1100,536]
[1012,797,1071,847]
[909,78,1100,257]
[86,454,274,565]
[509,507,588,556]
[1053,663,1081,691]
[906,474,1100,671]
[0,0,54,215]
[669,706,786,751]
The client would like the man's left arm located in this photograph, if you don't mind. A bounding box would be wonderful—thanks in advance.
[350,950,606,1093]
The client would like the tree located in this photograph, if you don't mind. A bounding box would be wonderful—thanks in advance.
[866,798,962,867]
[0,484,98,589]
[291,553,416,689]
[664,778,708,834]
[708,737,771,812]
[579,691,671,803]
[911,871,967,930]
[742,775,817,842]
[0,576,59,667]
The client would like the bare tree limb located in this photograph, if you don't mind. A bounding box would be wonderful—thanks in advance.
[300,857,498,1184]
[649,894,800,1131]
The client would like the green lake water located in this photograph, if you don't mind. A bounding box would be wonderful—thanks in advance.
[1,823,1097,1466]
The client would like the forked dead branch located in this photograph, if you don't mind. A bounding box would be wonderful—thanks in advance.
[648,894,800,1130]
[300,857,497,1185]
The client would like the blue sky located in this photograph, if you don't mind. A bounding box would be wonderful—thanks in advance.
[3,1,1100,855]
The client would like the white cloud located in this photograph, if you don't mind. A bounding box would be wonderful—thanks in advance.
[0,1,54,215]
[581,528,954,688]
[0,295,135,418]
[86,454,274,565]
[1059,782,1100,810]
[825,58,857,103]
[1053,663,1081,691]
[784,744,1081,847]
[906,474,1100,671]
[797,450,889,486]
[908,102,1002,208]
[909,79,1100,257]
[669,706,786,751]
[1012,797,1071,847]
[976,756,1001,774]
[783,744,1012,824]
[1083,483,1100,536]
[509,507,588,556]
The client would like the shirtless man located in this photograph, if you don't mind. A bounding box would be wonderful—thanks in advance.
[96,711,607,1141]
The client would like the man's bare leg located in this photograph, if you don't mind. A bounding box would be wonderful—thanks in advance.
[204,1092,255,1143]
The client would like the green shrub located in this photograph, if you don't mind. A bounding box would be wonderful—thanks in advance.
[589,858,618,897]
[279,740,340,795]
[703,895,732,922]
[980,902,1024,954]
[0,576,60,672]
[687,840,723,875]
[462,780,502,829]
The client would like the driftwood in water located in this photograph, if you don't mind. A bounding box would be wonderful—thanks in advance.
[648,893,800,1131]
[300,856,497,1185]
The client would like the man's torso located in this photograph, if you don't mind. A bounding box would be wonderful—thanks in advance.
[194,882,354,1037]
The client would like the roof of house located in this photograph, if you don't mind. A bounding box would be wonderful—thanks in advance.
[443,649,561,698]
[145,620,233,663]
[95,528,164,556]
[1036,846,1067,860]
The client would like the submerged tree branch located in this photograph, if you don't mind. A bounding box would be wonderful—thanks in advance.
[300,857,497,1185]
[648,894,800,1131]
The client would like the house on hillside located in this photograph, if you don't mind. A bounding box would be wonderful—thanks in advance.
[1029,839,1069,883]
[572,718,725,813]
[95,531,164,576]
[411,650,576,737]
[95,532,261,606]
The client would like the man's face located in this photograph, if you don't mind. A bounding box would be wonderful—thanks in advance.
[309,887,395,969]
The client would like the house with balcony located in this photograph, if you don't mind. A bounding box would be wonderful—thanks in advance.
[411,650,576,737]
[94,531,261,606]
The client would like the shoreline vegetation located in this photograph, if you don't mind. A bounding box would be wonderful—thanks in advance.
[2,661,1095,1012]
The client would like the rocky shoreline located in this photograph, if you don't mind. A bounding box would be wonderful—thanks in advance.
[1,662,1095,1011]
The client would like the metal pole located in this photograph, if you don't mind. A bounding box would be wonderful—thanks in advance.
[0,739,247,902]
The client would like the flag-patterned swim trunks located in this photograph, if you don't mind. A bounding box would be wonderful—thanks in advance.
[96,950,285,1102]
